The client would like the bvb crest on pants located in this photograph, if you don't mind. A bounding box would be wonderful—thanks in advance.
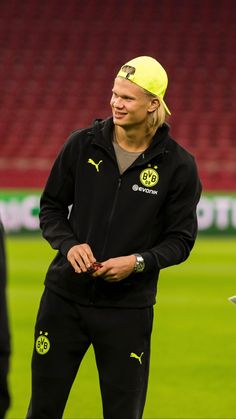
[35,331,50,355]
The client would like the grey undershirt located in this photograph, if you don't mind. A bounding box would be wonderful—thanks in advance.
[113,140,142,174]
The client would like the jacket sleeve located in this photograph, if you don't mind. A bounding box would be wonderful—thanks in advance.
[39,132,80,256]
[141,156,202,271]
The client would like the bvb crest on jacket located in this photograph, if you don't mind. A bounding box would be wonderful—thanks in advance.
[140,164,159,187]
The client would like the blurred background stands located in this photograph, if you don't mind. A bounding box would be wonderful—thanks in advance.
[0,0,235,190]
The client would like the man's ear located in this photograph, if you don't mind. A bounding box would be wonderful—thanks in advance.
[148,97,160,112]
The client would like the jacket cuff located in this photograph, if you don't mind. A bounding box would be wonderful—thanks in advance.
[140,251,157,272]
[60,239,80,257]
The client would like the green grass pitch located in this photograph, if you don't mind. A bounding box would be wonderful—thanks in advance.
[4,235,236,418]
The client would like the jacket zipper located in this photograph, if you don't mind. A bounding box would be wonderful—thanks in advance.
[100,177,122,260]
[90,177,121,304]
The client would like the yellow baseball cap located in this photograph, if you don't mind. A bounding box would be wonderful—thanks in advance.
[117,56,171,115]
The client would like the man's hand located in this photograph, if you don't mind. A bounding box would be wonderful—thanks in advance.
[67,244,96,273]
[92,255,136,282]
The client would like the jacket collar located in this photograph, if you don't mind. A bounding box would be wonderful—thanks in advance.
[91,117,170,160]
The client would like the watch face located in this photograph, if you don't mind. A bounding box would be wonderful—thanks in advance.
[135,255,145,272]
[137,262,144,272]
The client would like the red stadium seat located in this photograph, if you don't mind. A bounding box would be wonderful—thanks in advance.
[0,0,235,190]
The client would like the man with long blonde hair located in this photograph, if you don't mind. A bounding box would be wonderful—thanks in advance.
[27,56,201,419]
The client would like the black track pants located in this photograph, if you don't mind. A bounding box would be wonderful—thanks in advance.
[26,288,153,419]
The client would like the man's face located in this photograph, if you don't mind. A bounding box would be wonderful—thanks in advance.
[110,77,153,128]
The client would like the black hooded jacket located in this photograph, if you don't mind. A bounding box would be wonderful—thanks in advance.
[40,117,202,307]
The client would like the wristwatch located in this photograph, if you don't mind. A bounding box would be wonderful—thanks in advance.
[133,254,145,273]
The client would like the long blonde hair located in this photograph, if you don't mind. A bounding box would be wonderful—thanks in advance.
[145,91,167,130]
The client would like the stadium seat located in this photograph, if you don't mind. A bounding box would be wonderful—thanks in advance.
[0,0,235,190]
